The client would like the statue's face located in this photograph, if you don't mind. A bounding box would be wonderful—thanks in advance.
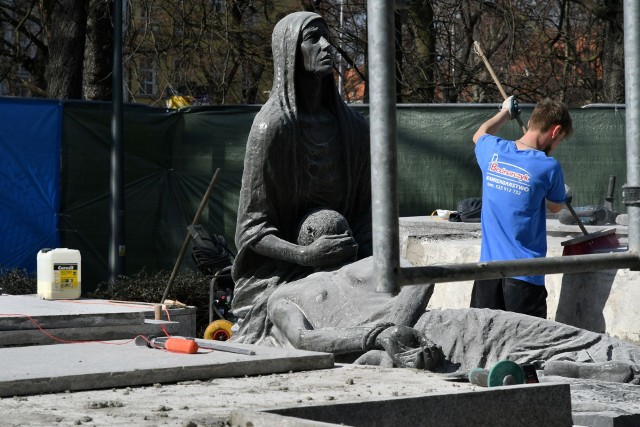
[300,20,333,78]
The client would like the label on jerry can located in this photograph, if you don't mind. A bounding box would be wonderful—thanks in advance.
[53,263,79,290]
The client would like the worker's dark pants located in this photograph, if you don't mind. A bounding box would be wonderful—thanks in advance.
[470,278,548,319]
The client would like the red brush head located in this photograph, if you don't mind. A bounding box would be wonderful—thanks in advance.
[562,229,620,256]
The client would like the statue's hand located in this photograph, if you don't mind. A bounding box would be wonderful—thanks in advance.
[375,325,442,370]
[302,233,358,267]
[353,350,395,368]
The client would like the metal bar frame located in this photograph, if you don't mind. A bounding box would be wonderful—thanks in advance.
[368,1,640,291]
[624,0,640,255]
[109,0,126,283]
[368,1,400,294]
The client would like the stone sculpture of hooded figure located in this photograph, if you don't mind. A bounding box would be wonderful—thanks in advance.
[226,12,640,384]
[230,12,372,345]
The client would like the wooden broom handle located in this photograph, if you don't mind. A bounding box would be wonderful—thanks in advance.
[473,41,528,135]
[565,201,590,236]
[160,168,222,304]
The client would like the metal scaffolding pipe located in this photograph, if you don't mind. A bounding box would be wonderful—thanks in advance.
[109,0,126,283]
[624,0,640,254]
[368,1,400,294]
[401,252,640,285]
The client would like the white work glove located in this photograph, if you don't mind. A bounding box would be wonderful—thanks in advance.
[500,96,521,120]
[565,184,573,204]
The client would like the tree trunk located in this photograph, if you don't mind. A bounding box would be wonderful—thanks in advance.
[600,0,624,103]
[231,1,265,104]
[83,0,113,100]
[409,0,436,102]
[395,10,403,103]
[43,0,88,99]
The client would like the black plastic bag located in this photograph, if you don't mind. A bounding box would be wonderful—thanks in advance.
[449,197,482,223]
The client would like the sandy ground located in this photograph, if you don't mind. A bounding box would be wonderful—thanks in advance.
[2,362,640,427]
[0,364,472,427]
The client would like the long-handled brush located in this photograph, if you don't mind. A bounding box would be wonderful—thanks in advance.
[561,201,620,255]
[473,40,621,256]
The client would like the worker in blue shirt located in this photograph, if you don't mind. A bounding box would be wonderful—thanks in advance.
[471,97,573,318]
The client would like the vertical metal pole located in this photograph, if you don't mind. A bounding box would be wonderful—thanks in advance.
[109,0,126,283]
[338,0,344,97]
[368,1,400,294]
[624,0,640,254]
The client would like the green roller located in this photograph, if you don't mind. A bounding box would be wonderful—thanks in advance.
[468,360,525,387]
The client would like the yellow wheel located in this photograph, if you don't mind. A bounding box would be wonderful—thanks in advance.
[203,319,234,341]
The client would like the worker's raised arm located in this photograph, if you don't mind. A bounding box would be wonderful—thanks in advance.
[546,200,564,214]
[473,96,521,144]
[473,109,510,143]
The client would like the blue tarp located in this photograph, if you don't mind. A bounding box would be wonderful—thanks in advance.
[0,97,62,272]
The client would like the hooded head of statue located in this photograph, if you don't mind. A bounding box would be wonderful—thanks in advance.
[269,11,339,117]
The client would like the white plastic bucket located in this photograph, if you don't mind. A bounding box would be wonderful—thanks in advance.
[37,248,81,300]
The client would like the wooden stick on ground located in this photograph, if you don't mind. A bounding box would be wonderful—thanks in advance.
[160,168,222,304]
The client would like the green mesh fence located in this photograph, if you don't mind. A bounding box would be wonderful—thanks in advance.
[58,102,627,292]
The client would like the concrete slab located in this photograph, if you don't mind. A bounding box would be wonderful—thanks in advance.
[0,362,637,426]
[0,339,334,397]
[549,375,640,427]
[399,216,629,239]
[0,295,196,345]
[230,382,573,427]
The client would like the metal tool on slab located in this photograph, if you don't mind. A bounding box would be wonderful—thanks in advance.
[135,335,255,356]
[135,336,199,354]
[195,338,256,355]
[559,176,620,226]
[468,360,525,387]
[444,361,538,386]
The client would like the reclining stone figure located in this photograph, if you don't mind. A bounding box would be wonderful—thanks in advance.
[268,208,640,383]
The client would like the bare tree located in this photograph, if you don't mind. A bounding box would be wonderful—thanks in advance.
[0,0,628,106]
[0,0,47,96]
[84,0,113,100]
[124,0,279,105]
[42,0,88,99]
[571,0,624,103]
[1,0,112,99]
[401,0,436,102]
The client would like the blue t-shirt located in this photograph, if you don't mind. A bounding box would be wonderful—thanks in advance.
[475,134,566,285]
